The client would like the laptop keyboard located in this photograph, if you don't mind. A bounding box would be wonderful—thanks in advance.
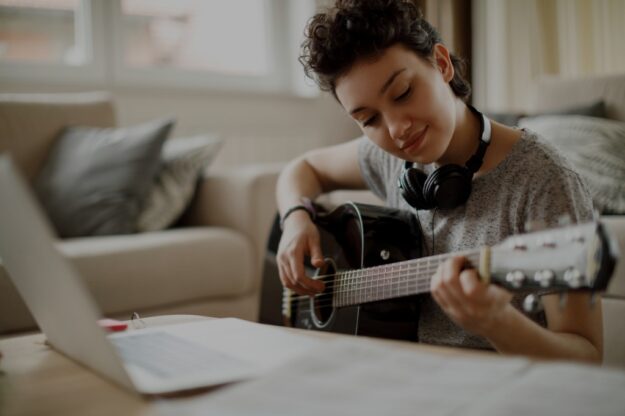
[110,331,248,379]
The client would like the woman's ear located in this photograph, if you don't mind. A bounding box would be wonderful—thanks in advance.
[433,43,454,83]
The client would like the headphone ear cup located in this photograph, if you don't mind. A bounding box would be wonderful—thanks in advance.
[423,164,473,210]
[400,166,433,210]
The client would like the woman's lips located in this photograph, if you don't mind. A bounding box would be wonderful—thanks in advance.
[401,126,428,153]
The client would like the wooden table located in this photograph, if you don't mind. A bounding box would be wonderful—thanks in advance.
[0,314,490,416]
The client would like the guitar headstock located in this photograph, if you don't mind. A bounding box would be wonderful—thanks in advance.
[488,221,618,293]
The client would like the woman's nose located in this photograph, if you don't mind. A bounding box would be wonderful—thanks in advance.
[388,115,412,141]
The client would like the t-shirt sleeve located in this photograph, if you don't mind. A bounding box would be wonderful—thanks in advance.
[357,136,389,201]
[525,160,596,228]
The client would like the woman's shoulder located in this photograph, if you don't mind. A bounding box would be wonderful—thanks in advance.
[505,128,582,179]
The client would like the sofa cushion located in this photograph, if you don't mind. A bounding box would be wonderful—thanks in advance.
[58,227,255,315]
[138,135,223,232]
[34,118,174,238]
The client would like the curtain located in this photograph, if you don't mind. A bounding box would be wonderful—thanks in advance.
[416,0,473,85]
[472,0,625,112]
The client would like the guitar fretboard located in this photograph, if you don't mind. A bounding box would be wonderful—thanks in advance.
[332,250,482,307]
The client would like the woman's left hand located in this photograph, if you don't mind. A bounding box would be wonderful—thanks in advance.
[430,256,513,337]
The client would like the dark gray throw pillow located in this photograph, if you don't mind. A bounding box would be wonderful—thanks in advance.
[35,118,174,237]
[540,100,607,118]
[486,100,607,127]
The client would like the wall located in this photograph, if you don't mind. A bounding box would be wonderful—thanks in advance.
[472,0,625,112]
[0,81,361,169]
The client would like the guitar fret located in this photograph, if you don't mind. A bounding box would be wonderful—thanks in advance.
[342,271,347,307]
[365,268,371,303]
[344,271,348,307]
[348,270,354,306]
[333,250,482,308]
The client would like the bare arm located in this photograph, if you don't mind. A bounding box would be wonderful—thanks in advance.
[277,138,367,216]
[431,257,603,363]
[276,138,368,295]
[485,292,603,363]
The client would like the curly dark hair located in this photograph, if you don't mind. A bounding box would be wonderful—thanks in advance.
[300,0,471,101]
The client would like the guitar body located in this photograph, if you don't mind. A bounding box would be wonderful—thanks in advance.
[284,202,424,341]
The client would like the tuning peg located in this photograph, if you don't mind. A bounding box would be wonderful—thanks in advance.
[563,268,583,288]
[524,220,547,233]
[559,293,568,310]
[523,294,543,313]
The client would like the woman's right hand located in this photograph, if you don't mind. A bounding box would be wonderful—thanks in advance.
[276,210,326,296]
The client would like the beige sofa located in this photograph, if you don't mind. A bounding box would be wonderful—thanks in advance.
[0,92,281,334]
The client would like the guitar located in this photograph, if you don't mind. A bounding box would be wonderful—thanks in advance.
[261,202,617,341]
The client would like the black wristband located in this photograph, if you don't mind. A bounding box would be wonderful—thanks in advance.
[280,198,315,230]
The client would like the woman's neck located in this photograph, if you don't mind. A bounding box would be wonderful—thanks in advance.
[435,101,522,176]
[436,101,482,167]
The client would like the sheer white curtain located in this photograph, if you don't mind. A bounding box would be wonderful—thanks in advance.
[472,0,625,112]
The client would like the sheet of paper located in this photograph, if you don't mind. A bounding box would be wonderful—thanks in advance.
[154,337,548,416]
[463,362,625,416]
[155,336,625,416]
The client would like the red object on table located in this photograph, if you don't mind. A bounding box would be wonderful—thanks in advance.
[97,318,128,332]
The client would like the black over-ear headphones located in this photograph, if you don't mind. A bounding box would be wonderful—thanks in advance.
[398,105,491,210]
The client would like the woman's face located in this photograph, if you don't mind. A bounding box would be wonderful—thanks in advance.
[335,43,457,164]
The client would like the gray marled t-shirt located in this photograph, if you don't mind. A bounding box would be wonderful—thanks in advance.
[357,129,595,349]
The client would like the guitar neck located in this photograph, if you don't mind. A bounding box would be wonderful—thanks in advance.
[333,249,483,308]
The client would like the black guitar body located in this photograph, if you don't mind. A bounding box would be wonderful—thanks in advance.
[261,202,425,342]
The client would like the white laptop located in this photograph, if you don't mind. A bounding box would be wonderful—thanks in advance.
[0,154,319,395]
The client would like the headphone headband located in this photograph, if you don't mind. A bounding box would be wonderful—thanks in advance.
[464,105,491,173]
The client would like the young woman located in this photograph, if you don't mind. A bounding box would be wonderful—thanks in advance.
[276,0,602,362]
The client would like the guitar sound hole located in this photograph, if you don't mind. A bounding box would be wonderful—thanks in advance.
[310,258,337,328]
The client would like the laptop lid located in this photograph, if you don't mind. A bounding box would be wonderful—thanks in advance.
[0,154,136,392]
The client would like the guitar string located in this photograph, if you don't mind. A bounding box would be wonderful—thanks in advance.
[286,252,481,303]
[283,258,480,310]
[281,251,481,312]
[284,257,482,310]
[297,250,479,283]
[290,250,481,293]
[287,263,441,301]
[285,256,481,308]
[286,280,432,311]
[291,282,434,314]
[289,284,433,312]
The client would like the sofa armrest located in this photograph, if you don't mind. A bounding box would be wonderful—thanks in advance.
[183,163,284,281]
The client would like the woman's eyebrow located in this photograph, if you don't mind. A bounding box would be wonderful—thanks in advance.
[379,68,406,95]
[349,68,406,115]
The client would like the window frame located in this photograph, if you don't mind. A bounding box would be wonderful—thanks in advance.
[0,0,107,86]
[0,0,315,97]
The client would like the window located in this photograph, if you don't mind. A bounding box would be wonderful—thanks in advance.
[0,0,87,65]
[0,0,317,95]
[120,0,270,76]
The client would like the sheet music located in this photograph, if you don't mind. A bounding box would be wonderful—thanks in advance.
[155,337,625,415]
[156,335,612,416]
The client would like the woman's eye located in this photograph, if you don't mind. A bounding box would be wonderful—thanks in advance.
[363,115,378,127]
[395,87,411,101]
